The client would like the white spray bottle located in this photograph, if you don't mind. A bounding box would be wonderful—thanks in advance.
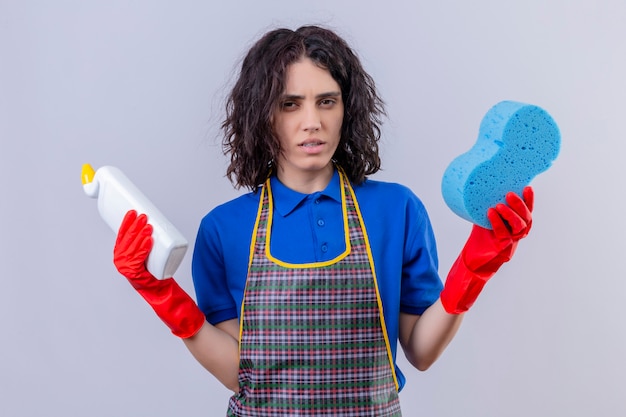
[81,163,188,279]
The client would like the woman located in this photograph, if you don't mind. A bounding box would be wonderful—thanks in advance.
[114,25,533,416]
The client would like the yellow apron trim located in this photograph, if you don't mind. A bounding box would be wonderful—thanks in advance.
[345,176,400,392]
[264,172,351,269]
[239,184,268,347]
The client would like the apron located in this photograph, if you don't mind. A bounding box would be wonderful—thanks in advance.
[228,169,401,416]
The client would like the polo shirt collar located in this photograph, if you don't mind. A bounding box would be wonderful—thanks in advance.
[270,168,342,217]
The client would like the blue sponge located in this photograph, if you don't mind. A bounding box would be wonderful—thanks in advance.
[441,101,561,229]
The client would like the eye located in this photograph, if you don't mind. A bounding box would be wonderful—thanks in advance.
[319,98,336,108]
[280,101,298,112]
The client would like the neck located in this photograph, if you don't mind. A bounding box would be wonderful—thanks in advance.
[275,164,334,194]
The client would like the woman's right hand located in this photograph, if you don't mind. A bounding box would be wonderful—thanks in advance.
[113,210,156,289]
[112,210,205,339]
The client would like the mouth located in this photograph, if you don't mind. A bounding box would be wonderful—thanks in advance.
[299,139,325,148]
[297,139,327,155]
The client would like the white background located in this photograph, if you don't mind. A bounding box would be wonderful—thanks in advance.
[1,0,624,415]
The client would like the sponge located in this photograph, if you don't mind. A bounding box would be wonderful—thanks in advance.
[441,101,561,229]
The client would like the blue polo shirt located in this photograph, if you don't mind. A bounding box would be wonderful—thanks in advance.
[191,169,443,390]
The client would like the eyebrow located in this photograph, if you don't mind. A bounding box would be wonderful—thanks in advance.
[281,91,342,100]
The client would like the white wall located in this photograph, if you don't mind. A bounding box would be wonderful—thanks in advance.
[1,1,624,415]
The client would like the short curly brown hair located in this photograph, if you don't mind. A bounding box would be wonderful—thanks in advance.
[222,25,386,191]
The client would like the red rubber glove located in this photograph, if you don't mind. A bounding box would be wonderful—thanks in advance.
[113,210,205,338]
[440,187,534,314]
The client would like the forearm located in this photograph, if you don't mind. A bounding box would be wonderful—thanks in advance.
[183,320,240,392]
[399,299,464,371]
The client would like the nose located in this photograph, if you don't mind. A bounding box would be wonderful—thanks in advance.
[302,105,321,132]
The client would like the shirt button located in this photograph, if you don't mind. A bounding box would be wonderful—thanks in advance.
[321,244,328,252]
[315,199,321,204]
[317,219,325,227]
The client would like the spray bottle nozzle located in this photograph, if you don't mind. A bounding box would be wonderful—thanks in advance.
[82,163,99,198]
[82,163,96,185]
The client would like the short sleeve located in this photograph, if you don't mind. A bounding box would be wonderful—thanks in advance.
[400,194,443,315]
[191,213,239,325]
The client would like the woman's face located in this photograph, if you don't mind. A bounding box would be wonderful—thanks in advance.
[272,57,344,189]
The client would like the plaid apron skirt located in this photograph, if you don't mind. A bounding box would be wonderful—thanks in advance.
[227,169,401,416]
